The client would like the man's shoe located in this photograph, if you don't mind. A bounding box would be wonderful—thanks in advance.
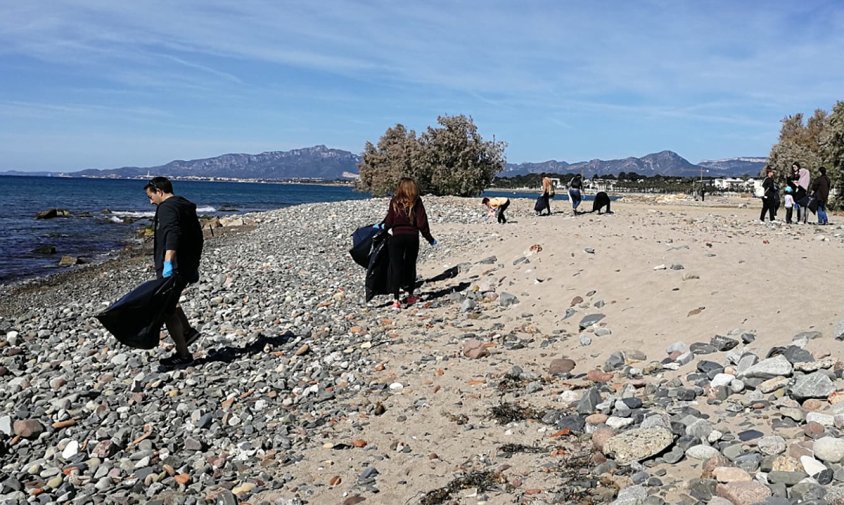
[159,353,193,368]
[185,329,201,347]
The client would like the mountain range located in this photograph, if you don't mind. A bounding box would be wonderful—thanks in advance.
[502,152,766,178]
[1,146,766,180]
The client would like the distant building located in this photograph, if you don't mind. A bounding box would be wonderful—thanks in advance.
[588,178,615,191]
[712,177,756,192]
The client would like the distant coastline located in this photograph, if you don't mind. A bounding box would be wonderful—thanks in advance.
[0,173,356,187]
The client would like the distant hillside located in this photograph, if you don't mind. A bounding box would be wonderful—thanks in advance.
[74,145,360,180]
[698,157,767,177]
[504,151,764,178]
[0,148,766,180]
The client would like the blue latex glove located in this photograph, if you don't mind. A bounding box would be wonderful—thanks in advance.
[430,239,438,247]
[163,260,174,278]
[372,223,384,230]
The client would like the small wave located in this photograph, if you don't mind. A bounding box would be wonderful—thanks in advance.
[196,206,217,213]
[111,211,155,218]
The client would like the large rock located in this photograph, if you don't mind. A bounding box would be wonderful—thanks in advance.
[789,372,836,400]
[13,419,44,439]
[35,208,70,219]
[602,427,674,464]
[715,481,772,504]
[737,355,792,379]
[813,437,844,463]
[31,245,57,255]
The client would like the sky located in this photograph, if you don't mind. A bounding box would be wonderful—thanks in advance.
[1,1,843,172]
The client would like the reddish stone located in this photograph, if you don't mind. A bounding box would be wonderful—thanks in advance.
[585,413,609,425]
[586,370,613,383]
[13,420,44,439]
[701,454,732,479]
[803,399,827,411]
[716,481,772,505]
[803,421,826,439]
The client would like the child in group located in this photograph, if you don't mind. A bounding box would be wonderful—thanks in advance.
[784,186,795,224]
[482,197,511,224]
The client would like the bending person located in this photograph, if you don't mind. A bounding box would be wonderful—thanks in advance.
[482,197,511,224]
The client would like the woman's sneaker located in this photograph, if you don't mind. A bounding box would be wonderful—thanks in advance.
[391,300,402,310]
[404,295,419,306]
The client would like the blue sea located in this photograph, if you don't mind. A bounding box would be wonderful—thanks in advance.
[0,176,369,285]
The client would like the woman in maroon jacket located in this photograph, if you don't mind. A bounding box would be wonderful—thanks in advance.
[384,177,436,309]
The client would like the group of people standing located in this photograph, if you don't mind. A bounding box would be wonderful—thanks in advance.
[760,162,831,225]
[535,174,583,216]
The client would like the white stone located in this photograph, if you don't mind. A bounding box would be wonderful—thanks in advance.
[806,412,835,427]
[686,444,721,460]
[559,391,580,404]
[606,416,635,429]
[800,455,828,477]
[0,415,12,436]
[711,373,735,388]
[738,355,792,379]
[61,440,79,460]
[5,330,19,346]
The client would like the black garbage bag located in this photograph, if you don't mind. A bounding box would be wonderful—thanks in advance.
[349,224,379,268]
[807,196,819,214]
[95,276,180,349]
[365,231,390,302]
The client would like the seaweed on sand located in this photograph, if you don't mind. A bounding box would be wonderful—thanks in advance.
[497,443,548,457]
[418,471,506,505]
[489,402,545,424]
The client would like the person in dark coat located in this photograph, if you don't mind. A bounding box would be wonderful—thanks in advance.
[384,177,436,310]
[811,166,831,225]
[759,167,779,222]
[590,191,612,214]
[144,176,204,367]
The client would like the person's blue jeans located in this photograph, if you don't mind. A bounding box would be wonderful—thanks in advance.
[817,202,828,224]
[569,188,582,210]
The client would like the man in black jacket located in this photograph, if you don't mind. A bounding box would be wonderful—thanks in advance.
[145,176,204,367]
[811,166,831,225]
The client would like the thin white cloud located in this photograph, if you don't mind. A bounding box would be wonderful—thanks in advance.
[2,0,844,168]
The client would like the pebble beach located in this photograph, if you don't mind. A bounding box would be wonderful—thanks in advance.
[3,194,844,505]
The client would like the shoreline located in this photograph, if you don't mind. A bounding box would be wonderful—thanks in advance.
[2,196,844,504]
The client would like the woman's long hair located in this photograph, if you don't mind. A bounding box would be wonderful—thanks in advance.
[392,177,419,221]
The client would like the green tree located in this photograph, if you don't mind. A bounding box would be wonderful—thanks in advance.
[823,101,844,208]
[357,115,506,197]
[768,110,827,177]
[355,124,418,196]
[417,115,507,196]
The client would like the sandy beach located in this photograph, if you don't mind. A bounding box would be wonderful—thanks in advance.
[2,193,844,505]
